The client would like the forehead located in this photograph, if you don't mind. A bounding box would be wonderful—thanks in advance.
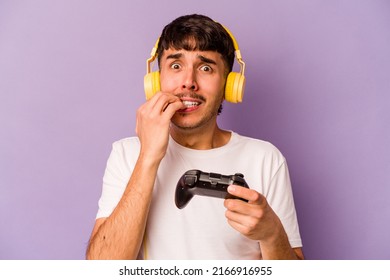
[161,48,224,64]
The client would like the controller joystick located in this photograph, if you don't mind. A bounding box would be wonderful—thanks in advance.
[175,169,249,209]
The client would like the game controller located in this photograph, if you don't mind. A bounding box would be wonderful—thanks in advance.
[175,169,250,209]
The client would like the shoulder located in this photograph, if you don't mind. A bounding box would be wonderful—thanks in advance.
[111,136,140,152]
[106,137,141,169]
[232,132,285,157]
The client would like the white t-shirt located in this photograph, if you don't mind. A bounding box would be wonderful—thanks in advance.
[96,132,302,259]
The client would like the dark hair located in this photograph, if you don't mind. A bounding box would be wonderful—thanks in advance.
[157,14,235,75]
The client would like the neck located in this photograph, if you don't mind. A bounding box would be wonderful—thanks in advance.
[170,123,231,150]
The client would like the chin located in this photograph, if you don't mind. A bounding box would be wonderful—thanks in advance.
[171,121,199,131]
[172,116,216,132]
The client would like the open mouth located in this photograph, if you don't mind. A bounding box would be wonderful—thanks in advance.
[182,100,200,108]
[178,99,202,113]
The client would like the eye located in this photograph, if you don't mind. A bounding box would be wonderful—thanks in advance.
[170,63,181,70]
[200,65,212,72]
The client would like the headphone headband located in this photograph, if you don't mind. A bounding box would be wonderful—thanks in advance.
[220,24,245,76]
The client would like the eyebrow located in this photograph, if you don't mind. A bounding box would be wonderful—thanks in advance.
[198,55,217,65]
[166,53,183,60]
[165,53,217,65]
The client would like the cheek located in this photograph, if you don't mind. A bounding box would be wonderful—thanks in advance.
[213,78,227,99]
[160,70,182,92]
[159,72,171,92]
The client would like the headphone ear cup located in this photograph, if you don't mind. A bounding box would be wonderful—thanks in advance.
[225,72,246,103]
[144,71,161,100]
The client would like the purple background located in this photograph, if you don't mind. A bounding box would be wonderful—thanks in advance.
[1,0,389,260]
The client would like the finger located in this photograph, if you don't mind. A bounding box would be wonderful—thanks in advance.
[141,92,174,111]
[227,185,264,205]
[226,218,247,234]
[225,207,247,224]
[143,91,166,109]
[225,212,258,237]
[160,96,182,112]
[224,197,262,218]
[137,93,179,122]
[152,93,184,115]
[163,99,185,116]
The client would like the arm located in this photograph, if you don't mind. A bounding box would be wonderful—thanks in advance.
[86,92,184,259]
[224,185,304,260]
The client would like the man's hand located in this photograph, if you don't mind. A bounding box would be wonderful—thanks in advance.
[224,185,282,242]
[136,92,185,162]
[224,185,303,259]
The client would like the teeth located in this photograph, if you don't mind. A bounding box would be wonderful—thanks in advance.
[182,101,200,108]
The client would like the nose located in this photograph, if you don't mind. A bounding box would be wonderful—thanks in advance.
[181,69,198,91]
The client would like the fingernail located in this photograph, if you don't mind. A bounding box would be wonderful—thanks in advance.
[228,185,236,193]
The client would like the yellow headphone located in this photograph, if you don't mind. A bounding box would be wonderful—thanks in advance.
[143,25,246,103]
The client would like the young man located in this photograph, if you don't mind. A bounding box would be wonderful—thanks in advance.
[86,14,303,260]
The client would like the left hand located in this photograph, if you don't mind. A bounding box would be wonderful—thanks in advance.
[224,185,282,242]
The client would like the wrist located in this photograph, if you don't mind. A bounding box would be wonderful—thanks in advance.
[137,152,163,170]
[258,221,297,260]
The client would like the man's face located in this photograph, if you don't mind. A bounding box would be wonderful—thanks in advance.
[159,47,227,131]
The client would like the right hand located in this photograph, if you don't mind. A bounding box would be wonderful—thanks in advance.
[135,92,185,162]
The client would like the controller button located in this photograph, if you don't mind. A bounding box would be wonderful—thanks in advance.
[184,175,197,186]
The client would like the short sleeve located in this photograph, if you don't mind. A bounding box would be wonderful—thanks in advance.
[96,138,139,219]
[265,160,303,248]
